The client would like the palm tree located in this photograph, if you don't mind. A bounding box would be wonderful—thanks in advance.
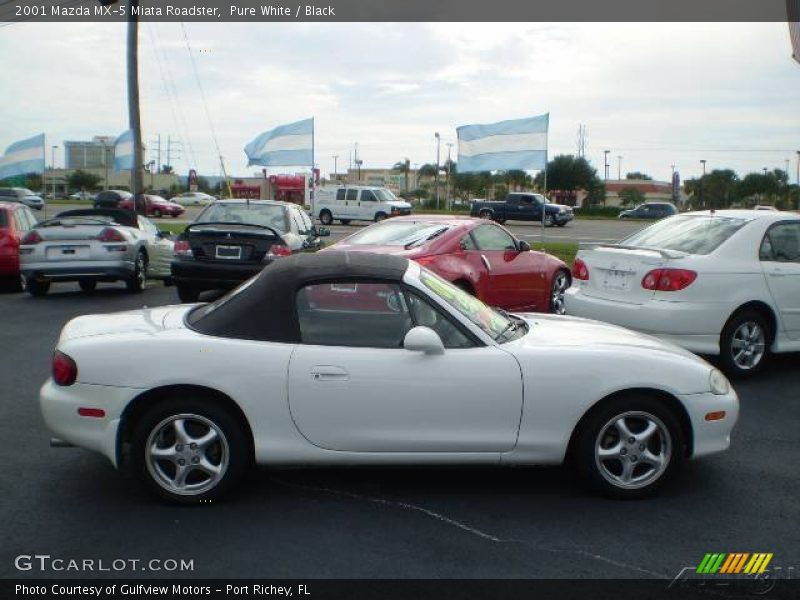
[392,159,411,192]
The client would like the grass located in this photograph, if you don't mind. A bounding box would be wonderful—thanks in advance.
[530,241,578,265]
[157,221,190,235]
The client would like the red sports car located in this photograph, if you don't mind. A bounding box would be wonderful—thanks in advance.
[119,194,185,218]
[0,200,38,292]
[324,216,571,313]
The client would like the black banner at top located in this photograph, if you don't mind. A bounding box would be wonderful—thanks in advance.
[0,0,796,23]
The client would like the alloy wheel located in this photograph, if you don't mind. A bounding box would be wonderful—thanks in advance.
[730,321,765,370]
[551,271,569,314]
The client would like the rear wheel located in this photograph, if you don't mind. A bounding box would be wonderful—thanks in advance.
[25,277,50,297]
[573,394,684,499]
[339,219,351,225]
[479,209,493,220]
[719,310,770,377]
[78,279,97,292]
[556,222,567,227]
[177,285,200,303]
[319,210,333,226]
[153,209,162,218]
[126,252,147,293]
[549,269,570,315]
[374,212,388,222]
[129,395,249,504]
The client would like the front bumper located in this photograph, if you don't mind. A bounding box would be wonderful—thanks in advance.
[554,212,574,224]
[679,388,739,458]
[21,259,134,282]
[171,257,271,290]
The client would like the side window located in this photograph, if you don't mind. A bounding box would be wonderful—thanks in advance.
[461,233,478,250]
[336,188,346,201]
[297,282,412,348]
[300,210,314,233]
[22,208,36,230]
[360,190,376,202]
[346,189,358,201]
[405,292,474,349]
[472,224,517,251]
[760,223,800,263]
[290,209,311,234]
[138,216,158,235]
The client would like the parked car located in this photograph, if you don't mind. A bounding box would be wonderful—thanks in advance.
[69,191,97,202]
[752,205,779,212]
[470,193,574,227]
[618,202,678,220]
[171,199,329,302]
[0,201,38,291]
[93,190,132,209]
[172,191,216,206]
[324,216,571,313]
[41,252,738,503]
[19,208,174,295]
[315,185,412,225]
[565,210,800,377]
[0,187,45,211]
[119,194,185,218]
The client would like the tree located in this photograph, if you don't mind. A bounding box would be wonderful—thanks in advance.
[161,165,174,175]
[618,187,646,208]
[417,163,438,178]
[736,172,781,206]
[625,172,653,180]
[534,154,604,206]
[685,169,739,209]
[392,159,411,192]
[66,170,102,192]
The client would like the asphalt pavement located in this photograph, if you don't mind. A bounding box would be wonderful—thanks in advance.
[0,283,798,580]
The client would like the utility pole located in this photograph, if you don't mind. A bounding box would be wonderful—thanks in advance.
[127,0,144,214]
[700,159,707,210]
[51,145,58,204]
[435,132,441,209]
[796,150,800,187]
[102,141,109,190]
[604,150,610,181]
[446,142,453,210]
[332,155,338,181]
[617,155,622,180]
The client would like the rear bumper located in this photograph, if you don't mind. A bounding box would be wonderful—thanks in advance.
[21,259,134,282]
[564,286,728,355]
[171,257,271,290]
[0,254,20,276]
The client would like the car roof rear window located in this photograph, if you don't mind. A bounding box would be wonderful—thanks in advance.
[620,215,749,255]
[345,221,451,247]
[0,210,7,227]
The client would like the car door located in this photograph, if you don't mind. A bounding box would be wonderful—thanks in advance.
[287,280,523,453]
[358,189,378,220]
[137,216,172,277]
[759,221,800,339]
[468,224,545,310]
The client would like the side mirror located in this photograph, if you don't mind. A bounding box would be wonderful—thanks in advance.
[517,240,531,252]
[403,326,445,355]
[316,227,331,237]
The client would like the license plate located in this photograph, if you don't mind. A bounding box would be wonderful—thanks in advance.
[215,245,242,260]
[47,246,88,260]
[602,269,631,291]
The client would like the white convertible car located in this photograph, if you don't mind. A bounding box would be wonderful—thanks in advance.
[42,253,738,503]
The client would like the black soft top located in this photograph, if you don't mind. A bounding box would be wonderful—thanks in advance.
[52,208,138,228]
[189,252,410,343]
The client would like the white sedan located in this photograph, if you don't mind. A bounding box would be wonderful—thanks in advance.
[41,253,738,503]
[171,192,216,206]
[565,210,800,377]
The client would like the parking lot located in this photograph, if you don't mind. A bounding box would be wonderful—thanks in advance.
[1,282,798,579]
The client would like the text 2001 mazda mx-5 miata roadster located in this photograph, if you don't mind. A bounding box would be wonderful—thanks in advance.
[41,253,738,503]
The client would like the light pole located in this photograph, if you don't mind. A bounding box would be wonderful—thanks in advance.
[617,155,623,180]
[796,150,800,187]
[435,132,441,209]
[446,142,453,210]
[700,159,707,210]
[763,167,768,176]
[102,142,109,190]
[51,145,58,202]
[332,155,338,181]
[603,150,610,181]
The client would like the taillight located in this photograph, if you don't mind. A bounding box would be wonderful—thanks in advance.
[266,244,292,258]
[413,256,437,267]
[641,268,697,292]
[572,258,589,280]
[96,227,126,243]
[52,350,78,386]
[174,239,192,256]
[21,230,42,245]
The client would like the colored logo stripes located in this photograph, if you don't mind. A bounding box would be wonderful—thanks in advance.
[696,553,773,574]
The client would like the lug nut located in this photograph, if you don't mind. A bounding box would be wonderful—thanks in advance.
[639,444,646,451]
[192,456,200,464]
[620,448,627,455]
[178,459,185,466]
[175,444,183,452]
[628,437,635,444]
[630,455,638,462]
[190,443,197,450]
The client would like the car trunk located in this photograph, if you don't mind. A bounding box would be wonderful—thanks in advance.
[185,224,283,263]
[576,246,670,305]
[38,224,113,261]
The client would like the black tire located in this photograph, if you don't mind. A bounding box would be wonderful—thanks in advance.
[78,279,97,292]
[126,252,147,293]
[549,269,571,315]
[319,210,333,226]
[25,277,50,297]
[478,209,493,220]
[128,394,250,504]
[543,214,554,227]
[177,285,200,303]
[339,219,351,225]
[453,280,475,296]
[2,274,24,293]
[572,394,685,499]
[153,209,162,218]
[374,212,388,222]
[556,222,567,227]
[718,309,771,378]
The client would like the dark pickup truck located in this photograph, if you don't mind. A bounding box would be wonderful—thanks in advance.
[470,193,574,227]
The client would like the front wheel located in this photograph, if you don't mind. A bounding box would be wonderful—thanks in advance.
[78,279,97,292]
[573,395,684,499]
[374,212,388,222]
[177,285,200,303]
[543,214,554,227]
[126,252,147,293]
[478,209,493,220]
[719,310,770,377]
[153,209,162,218]
[319,210,333,226]
[25,277,50,297]
[129,396,249,504]
[339,219,351,225]
[549,270,570,315]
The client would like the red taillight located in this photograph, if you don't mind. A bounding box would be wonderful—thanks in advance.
[21,230,42,245]
[572,258,589,280]
[641,268,697,292]
[52,350,77,386]
[413,256,437,267]
[96,227,126,243]
[174,240,192,256]
[267,244,292,258]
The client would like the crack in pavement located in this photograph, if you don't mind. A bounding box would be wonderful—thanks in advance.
[271,477,669,579]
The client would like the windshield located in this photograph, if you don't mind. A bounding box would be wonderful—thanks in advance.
[374,189,400,202]
[21,189,37,196]
[195,203,288,232]
[417,268,521,341]
[345,222,450,247]
[620,215,749,255]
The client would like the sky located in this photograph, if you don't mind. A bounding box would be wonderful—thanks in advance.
[0,21,798,183]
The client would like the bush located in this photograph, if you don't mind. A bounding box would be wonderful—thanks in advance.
[575,206,623,218]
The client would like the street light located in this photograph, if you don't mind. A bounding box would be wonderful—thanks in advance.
[51,145,58,203]
[700,159,707,210]
[332,154,338,181]
[446,142,453,209]
[604,150,610,181]
[617,155,623,180]
[435,132,441,209]
[796,150,800,187]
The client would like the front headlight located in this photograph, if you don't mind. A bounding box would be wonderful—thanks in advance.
[709,369,730,395]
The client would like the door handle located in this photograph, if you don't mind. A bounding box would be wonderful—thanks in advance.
[310,366,349,381]
[481,254,491,271]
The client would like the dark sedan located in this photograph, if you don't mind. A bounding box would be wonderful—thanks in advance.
[171,200,329,302]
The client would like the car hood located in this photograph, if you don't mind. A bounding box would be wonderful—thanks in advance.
[59,305,191,342]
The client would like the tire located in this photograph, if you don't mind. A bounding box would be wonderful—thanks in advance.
[339,219,351,225]
[2,274,24,293]
[319,210,333,226]
[78,279,97,293]
[153,209,162,218]
[573,394,684,499]
[25,277,50,297]
[718,309,770,378]
[478,209,493,220]
[556,222,567,227]
[128,395,249,504]
[177,285,200,303]
[126,252,147,293]
[543,214,554,227]
[549,269,571,315]
[374,212,388,222]
[454,280,475,296]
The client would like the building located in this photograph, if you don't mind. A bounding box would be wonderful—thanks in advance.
[342,167,420,193]
[64,137,118,170]
[603,179,684,207]
[42,167,180,196]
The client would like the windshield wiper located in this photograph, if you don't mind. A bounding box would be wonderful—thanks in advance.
[403,227,449,249]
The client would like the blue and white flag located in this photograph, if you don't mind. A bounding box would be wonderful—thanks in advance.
[113,129,134,171]
[0,134,45,181]
[244,118,313,167]
[457,114,549,173]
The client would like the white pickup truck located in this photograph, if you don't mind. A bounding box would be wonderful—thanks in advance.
[314,185,412,225]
